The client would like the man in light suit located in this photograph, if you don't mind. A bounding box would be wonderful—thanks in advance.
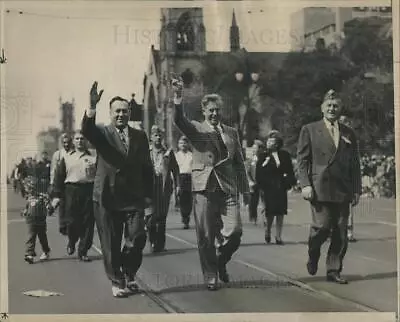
[82,82,154,297]
[297,89,361,284]
[172,78,250,291]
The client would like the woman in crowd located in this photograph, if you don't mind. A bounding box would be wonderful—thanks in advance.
[256,130,296,245]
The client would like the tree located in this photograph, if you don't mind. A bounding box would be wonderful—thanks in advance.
[340,16,394,154]
[273,49,356,154]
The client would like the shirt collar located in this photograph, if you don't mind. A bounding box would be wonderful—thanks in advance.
[206,121,223,132]
[116,126,129,136]
[70,149,91,157]
[324,118,339,129]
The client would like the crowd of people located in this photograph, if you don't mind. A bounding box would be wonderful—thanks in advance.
[6,80,392,297]
[360,154,396,198]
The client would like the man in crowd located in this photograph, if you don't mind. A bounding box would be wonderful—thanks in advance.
[175,135,193,229]
[82,81,154,298]
[173,77,250,291]
[50,134,74,235]
[147,125,179,253]
[52,131,96,262]
[297,89,361,284]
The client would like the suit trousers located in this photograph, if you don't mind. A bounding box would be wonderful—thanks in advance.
[193,187,242,282]
[308,201,349,274]
[94,202,147,288]
[248,186,260,221]
[179,174,193,225]
[148,175,172,251]
[57,198,67,235]
[64,183,95,257]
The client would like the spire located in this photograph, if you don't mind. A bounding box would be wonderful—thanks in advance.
[230,9,240,52]
[232,9,237,27]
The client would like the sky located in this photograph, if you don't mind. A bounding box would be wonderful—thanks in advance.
[1,0,307,171]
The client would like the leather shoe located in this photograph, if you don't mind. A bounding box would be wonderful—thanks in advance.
[207,278,218,291]
[218,263,230,283]
[306,258,318,276]
[327,273,348,284]
[112,286,128,298]
[78,255,91,262]
[67,245,75,255]
[275,237,284,245]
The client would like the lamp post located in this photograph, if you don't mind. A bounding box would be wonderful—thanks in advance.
[234,67,260,149]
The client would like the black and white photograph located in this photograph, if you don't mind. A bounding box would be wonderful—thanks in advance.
[0,0,398,321]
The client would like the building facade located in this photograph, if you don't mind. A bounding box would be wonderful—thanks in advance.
[143,7,290,148]
[291,6,392,52]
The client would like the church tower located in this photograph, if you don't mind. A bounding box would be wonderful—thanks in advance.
[230,10,240,52]
[158,7,207,147]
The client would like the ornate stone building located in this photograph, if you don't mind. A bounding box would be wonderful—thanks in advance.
[143,7,290,148]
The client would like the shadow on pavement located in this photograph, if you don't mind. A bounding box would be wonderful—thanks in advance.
[150,279,294,295]
[299,271,397,283]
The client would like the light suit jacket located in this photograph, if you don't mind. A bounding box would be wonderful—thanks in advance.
[174,103,249,195]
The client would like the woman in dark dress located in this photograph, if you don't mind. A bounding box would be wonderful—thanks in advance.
[256,130,296,245]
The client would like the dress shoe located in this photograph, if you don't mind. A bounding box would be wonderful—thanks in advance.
[112,286,128,298]
[39,252,50,261]
[78,255,91,262]
[24,255,34,264]
[206,278,218,291]
[265,235,271,244]
[67,245,75,255]
[348,236,357,243]
[218,263,230,283]
[126,280,139,294]
[326,273,348,284]
[306,258,318,276]
[275,237,284,245]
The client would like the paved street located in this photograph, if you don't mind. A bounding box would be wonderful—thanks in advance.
[6,188,397,314]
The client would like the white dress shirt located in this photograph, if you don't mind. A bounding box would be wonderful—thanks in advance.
[324,118,340,147]
[272,151,280,167]
[63,150,96,183]
[175,151,193,174]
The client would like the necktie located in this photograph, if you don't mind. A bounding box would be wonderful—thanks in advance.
[329,122,338,147]
[118,128,128,151]
[213,125,228,159]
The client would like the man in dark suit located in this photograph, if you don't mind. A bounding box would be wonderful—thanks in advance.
[172,77,250,291]
[297,89,361,284]
[147,125,179,253]
[81,82,154,297]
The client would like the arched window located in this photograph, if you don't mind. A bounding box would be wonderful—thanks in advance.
[176,12,195,51]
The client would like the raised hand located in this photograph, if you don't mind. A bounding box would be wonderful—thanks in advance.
[171,75,184,99]
[90,81,104,109]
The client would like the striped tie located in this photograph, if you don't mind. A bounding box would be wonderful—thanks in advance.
[118,129,128,151]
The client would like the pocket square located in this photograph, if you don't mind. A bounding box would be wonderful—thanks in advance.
[341,136,352,144]
[262,157,270,167]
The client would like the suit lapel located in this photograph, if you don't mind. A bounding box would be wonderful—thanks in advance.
[221,125,234,158]
[200,121,222,156]
[106,125,128,156]
[316,120,336,161]
[127,127,138,157]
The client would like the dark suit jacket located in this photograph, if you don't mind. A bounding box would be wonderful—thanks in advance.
[256,150,296,192]
[81,113,154,211]
[174,103,249,195]
[297,120,361,203]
